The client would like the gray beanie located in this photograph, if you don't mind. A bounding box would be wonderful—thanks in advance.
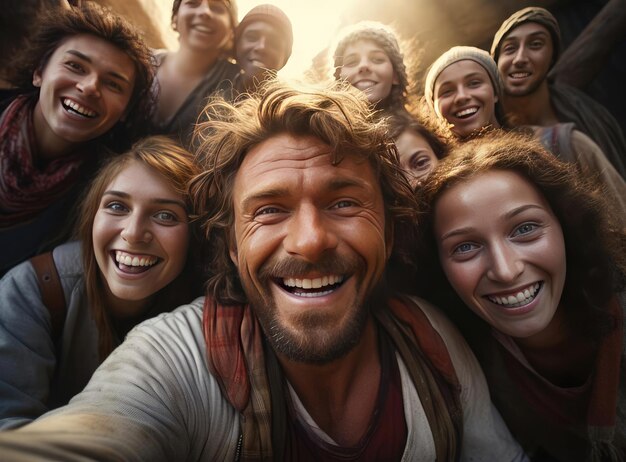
[424,46,503,119]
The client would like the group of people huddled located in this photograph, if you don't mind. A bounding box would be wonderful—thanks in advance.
[0,1,624,461]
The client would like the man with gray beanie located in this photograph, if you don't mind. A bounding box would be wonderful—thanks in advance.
[491,6,626,179]
[233,4,293,93]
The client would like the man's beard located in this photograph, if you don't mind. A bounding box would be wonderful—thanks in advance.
[506,72,546,97]
[244,252,387,365]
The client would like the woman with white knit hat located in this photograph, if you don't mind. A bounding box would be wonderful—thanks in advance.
[424,46,504,140]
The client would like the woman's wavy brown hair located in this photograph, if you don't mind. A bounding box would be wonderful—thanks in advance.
[415,130,625,342]
[76,136,202,359]
[189,80,420,305]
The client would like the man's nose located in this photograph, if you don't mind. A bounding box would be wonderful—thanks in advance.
[283,205,338,262]
[76,73,101,98]
[512,46,528,66]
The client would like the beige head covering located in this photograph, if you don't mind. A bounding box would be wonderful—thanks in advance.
[424,46,503,120]
[490,7,561,66]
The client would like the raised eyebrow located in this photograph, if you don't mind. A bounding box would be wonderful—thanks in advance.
[65,50,132,84]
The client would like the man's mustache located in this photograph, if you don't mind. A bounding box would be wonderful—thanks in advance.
[258,252,362,280]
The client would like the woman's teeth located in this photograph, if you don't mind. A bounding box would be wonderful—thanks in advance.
[115,251,158,267]
[487,282,541,308]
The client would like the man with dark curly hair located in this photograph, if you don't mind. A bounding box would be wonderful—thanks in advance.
[0,1,155,275]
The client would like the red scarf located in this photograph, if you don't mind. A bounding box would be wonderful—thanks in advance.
[203,295,462,461]
[0,95,84,227]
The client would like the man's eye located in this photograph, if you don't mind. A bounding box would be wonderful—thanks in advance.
[65,61,83,72]
[256,207,281,216]
[245,31,260,41]
[106,80,123,92]
[332,200,355,209]
[502,44,517,54]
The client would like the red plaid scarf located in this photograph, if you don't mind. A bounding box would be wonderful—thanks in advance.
[0,95,84,227]
[203,295,462,461]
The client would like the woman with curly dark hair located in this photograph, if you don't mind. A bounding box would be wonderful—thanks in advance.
[414,130,625,461]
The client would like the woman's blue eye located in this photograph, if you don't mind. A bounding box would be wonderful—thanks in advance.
[454,243,475,254]
[155,211,176,222]
[514,223,537,236]
[106,202,127,212]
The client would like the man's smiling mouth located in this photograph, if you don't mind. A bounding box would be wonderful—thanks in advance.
[277,274,346,298]
[62,98,97,118]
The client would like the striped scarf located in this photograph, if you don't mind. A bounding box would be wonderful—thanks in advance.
[0,95,83,227]
[203,295,462,461]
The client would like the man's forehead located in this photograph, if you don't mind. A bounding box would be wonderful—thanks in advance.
[242,20,281,36]
[235,134,375,189]
[505,22,551,41]
[242,134,332,167]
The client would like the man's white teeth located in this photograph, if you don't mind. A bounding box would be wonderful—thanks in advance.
[511,72,530,79]
[115,251,157,267]
[63,98,96,117]
[455,107,478,118]
[283,275,344,289]
[487,282,541,307]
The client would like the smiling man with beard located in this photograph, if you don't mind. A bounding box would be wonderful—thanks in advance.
[0,81,526,462]
[491,7,626,181]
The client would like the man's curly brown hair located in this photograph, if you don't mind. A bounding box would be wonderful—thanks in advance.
[189,80,420,304]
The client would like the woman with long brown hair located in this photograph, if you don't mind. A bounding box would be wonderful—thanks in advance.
[0,136,203,429]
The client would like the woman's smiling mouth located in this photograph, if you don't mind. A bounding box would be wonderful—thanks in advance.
[485,282,543,308]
